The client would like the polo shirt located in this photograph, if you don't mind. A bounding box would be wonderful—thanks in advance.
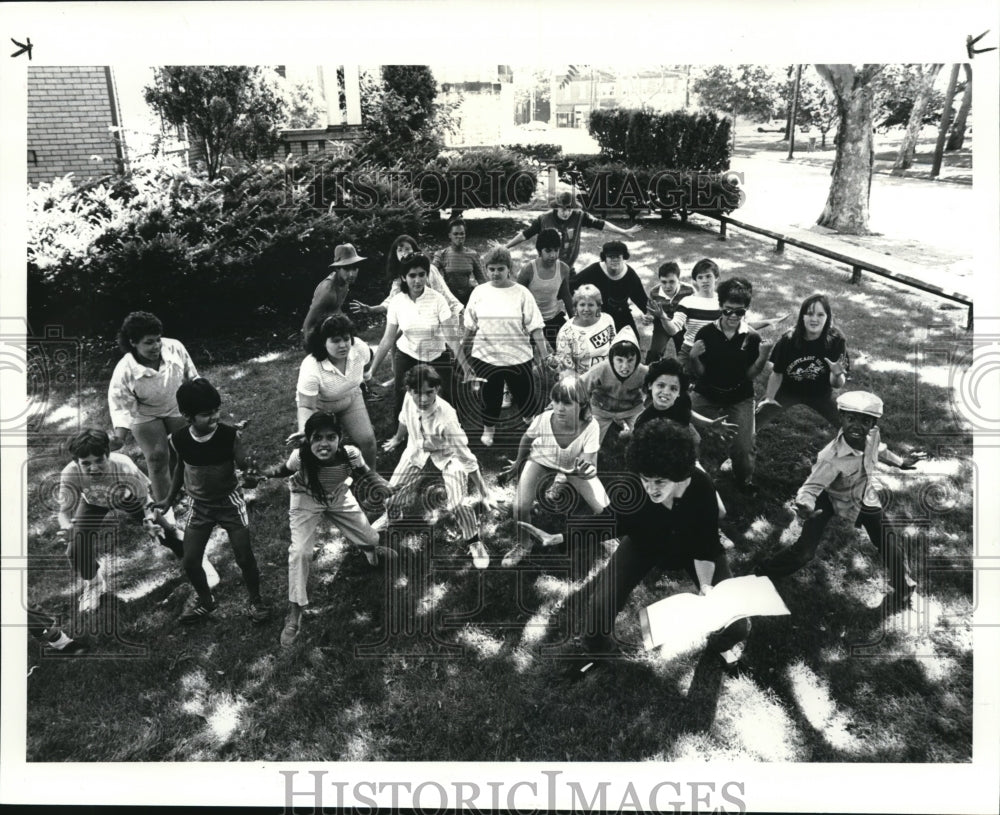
[796,428,887,519]
[397,392,479,474]
[692,320,762,404]
[386,288,452,361]
[108,338,198,428]
[296,341,372,406]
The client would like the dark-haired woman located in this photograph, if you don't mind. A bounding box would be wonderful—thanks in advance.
[571,240,649,335]
[756,294,849,431]
[350,234,462,320]
[296,314,377,467]
[108,311,198,505]
[368,253,459,419]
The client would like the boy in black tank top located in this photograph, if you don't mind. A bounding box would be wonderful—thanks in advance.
[156,379,271,625]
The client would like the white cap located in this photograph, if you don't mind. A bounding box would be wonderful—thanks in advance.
[836,391,883,418]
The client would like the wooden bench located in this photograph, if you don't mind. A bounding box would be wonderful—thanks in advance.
[702,213,973,330]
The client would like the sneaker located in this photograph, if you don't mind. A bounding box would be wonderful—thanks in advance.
[78,568,106,613]
[280,610,301,647]
[203,554,220,589]
[480,427,495,447]
[178,594,216,624]
[247,598,272,624]
[468,539,490,569]
[501,539,534,568]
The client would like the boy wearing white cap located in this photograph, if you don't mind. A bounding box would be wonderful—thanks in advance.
[755,391,924,610]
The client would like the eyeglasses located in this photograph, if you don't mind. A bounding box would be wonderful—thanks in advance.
[721,307,747,317]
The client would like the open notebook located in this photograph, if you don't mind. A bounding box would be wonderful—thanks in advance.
[639,575,790,652]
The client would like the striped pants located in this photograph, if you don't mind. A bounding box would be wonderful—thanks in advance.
[385,460,479,542]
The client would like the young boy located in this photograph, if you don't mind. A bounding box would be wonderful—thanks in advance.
[505,190,641,275]
[432,219,486,306]
[665,259,787,372]
[581,326,648,443]
[755,391,924,611]
[56,428,193,612]
[377,365,495,568]
[644,261,693,364]
[156,379,270,624]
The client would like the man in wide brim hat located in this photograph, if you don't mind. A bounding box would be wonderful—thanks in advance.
[302,244,367,341]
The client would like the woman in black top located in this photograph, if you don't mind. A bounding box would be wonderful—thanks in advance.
[756,293,849,430]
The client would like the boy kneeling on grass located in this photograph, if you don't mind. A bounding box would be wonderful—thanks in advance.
[56,428,190,612]
[754,391,925,612]
[155,379,270,625]
[377,364,496,569]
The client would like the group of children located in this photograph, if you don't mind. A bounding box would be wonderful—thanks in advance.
[45,202,926,668]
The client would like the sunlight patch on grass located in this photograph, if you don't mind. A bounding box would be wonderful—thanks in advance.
[228,367,247,380]
[533,573,572,600]
[712,676,809,761]
[117,573,171,602]
[456,626,503,658]
[786,660,863,755]
[206,693,246,745]
[417,582,448,616]
[38,401,82,430]
[250,351,284,364]
[509,646,534,673]
[520,601,561,646]
[343,729,379,760]
[744,516,775,544]
[180,669,209,716]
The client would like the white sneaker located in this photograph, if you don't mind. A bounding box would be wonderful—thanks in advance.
[203,554,220,589]
[78,568,106,612]
[480,427,495,447]
[469,540,490,569]
[371,513,388,532]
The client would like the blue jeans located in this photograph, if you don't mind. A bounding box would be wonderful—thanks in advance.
[690,393,756,485]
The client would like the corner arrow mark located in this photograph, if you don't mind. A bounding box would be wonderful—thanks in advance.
[10,37,32,59]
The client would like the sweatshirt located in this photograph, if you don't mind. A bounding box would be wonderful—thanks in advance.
[581,326,648,413]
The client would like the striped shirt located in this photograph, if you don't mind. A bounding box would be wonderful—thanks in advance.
[287,447,354,501]
[673,294,721,348]
[386,288,453,361]
[432,246,485,302]
[107,338,198,429]
[296,341,372,408]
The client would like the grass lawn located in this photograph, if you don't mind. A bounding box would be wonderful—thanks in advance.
[23,214,974,762]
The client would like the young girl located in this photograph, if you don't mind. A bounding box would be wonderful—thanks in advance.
[269,411,390,647]
[634,359,733,519]
[378,365,495,569]
[756,293,849,431]
[500,374,611,568]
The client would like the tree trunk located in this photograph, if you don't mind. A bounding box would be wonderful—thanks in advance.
[815,64,881,235]
[892,64,943,173]
[946,64,972,151]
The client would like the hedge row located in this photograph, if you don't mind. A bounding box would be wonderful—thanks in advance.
[562,163,744,220]
[588,109,732,171]
[28,147,537,339]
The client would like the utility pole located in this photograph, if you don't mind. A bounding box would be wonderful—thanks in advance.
[931,63,960,178]
[787,64,802,159]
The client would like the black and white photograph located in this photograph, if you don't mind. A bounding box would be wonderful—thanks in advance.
[1,2,998,812]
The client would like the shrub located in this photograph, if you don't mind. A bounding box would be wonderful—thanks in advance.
[588,109,732,171]
[502,143,563,163]
[563,163,743,221]
[27,155,425,339]
[420,147,537,212]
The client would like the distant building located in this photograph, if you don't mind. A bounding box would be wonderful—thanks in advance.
[27,66,126,186]
[552,66,693,128]
[434,66,515,147]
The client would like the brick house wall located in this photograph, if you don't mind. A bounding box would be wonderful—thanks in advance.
[27,66,125,186]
